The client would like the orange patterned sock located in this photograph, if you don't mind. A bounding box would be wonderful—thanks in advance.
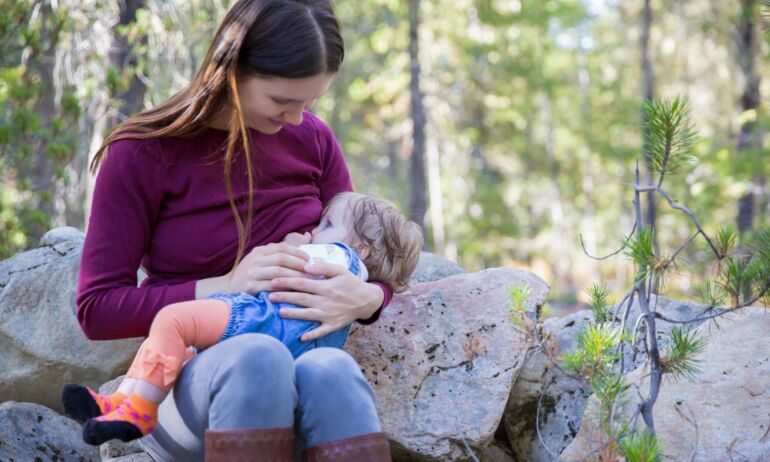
[88,388,127,415]
[61,384,126,424]
[82,394,159,446]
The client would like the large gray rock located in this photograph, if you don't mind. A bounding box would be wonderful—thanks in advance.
[481,440,516,462]
[504,309,592,462]
[0,401,100,461]
[103,454,154,462]
[39,226,86,247]
[345,268,549,461]
[0,227,142,410]
[409,252,466,284]
[561,306,770,461]
[504,295,710,461]
[620,294,710,347]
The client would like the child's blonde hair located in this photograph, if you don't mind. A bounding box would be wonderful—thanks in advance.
[325,192,423,292]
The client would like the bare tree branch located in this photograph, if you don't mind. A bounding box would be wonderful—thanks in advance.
[461,438,480,462]
[616,288,637,372]
[636,185,721,257]
[633,162,663,435]
[670,231,698,262]
[580,222,637,260]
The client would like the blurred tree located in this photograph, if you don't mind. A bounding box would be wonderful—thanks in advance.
[0,0,81,257]
[408,0,428,242]
[107,0,147,127]
[735,0,762,238]
[0,0,767,306]
[641,0,658,252]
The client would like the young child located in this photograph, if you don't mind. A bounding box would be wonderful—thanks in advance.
[62,192,423,445]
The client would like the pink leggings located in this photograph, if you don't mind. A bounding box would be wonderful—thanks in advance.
[125,300,231,391]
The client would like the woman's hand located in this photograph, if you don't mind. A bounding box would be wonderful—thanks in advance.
[196,243,309,299]
[269,261,384,342]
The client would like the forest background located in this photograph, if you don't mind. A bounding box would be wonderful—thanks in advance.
[1,0,768,316]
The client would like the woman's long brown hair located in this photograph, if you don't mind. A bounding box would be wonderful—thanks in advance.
[90,0,344,274]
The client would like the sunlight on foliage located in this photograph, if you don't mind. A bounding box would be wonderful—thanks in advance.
[694,280,727,307]
[586,281,613,323]
[621,431,662,462]
[747,228,770,305]
[650,250,677,291]
[589,372,630,436]
[719,256,753,307]
[624,227,656,276]
[714,224,738,258]
[661,327,705,381]
[643,97,696,180]
[562,323,621,379]
[507,284,532,333]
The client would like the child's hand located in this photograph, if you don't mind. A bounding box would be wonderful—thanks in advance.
[282,231,312,246]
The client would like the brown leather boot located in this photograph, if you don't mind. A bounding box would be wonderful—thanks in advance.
[204,427,294,462]
[303,431,391,462]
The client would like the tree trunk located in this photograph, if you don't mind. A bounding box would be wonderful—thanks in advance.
[408,0,428,243]
[80,0,147,228]
[736,0,761,236]
[640,0,660,293]
[641,0,656,232]
[29,4,59,244]
[108,0,147,126]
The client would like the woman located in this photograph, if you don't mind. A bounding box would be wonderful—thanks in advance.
[76,0,392,460]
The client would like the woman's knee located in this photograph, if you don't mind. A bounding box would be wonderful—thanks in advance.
[210,334,295,382]
[194,334,297,429]
[294,348,362,390]
[294,348,381,444]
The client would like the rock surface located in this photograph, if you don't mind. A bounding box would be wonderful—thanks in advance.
[409,252,466,284]
[3,232,543,461]
[0,401,100,461]
[480,440,516,462]
[103,454,154,462]
[345,268,549,461]
[620,294,710,345]
[39,226,86,247]
[504,309,592,462]
[0,227,142,411]
[561,306,770,461]
[503,295,714,461]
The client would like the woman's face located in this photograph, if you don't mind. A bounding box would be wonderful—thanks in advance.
[237,73,334,134]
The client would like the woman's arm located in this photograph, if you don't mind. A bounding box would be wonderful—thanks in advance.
[79,138,316,340]
[77,139,194,340]
[269,261,387,341]
[195,242,310,299]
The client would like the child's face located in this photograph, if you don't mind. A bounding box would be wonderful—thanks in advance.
[311,197,357,245]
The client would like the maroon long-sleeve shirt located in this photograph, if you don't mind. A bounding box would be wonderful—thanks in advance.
[77,112,391,340]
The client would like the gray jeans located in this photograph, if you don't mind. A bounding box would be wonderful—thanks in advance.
[138,333,382,461]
